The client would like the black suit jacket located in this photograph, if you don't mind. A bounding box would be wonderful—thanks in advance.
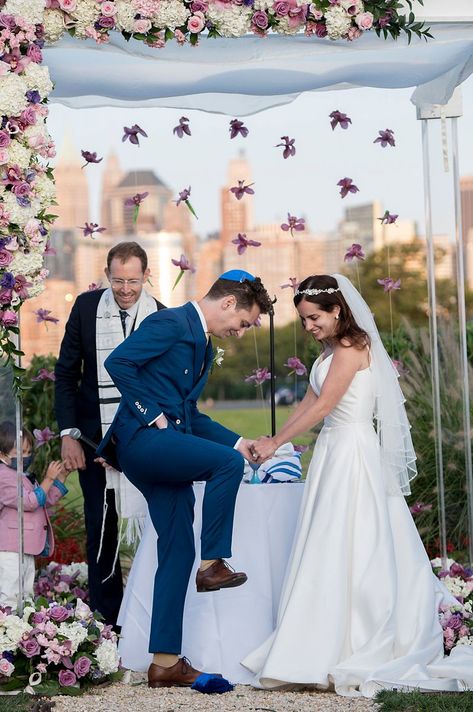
[54,289,165,441]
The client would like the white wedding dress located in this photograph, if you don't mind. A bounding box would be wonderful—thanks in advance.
[242,354,473,697]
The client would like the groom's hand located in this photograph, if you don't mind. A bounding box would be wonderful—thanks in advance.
[252,436,278,464]
[236,438,256,462]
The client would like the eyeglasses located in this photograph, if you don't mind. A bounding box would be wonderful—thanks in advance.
[109,278,143,287]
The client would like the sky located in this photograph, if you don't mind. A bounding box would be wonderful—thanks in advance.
[45,72,473,244]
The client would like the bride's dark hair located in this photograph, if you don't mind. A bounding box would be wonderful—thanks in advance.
[294,275,370,350]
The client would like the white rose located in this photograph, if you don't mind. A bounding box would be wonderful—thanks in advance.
[0,74,29,117]
[43,9,67,43]
[95,639,120,675]
[6,141,32,170]
[152,0,190,30]
[0,657,14,676]
[324,5,352,39]
[4,0,45,25]
[23,64,53,100]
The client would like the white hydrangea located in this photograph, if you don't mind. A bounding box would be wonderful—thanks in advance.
[1,192,40,228]
[324,5,352,39]
[43,9,67,44]
[34,174,56,205]
[116,0,137,32]
[9,249,44,277]
[442,576,473,600]
[57,621,89,653]
[206,5,252,37]
[274,16,302,35]
[6,141,32,170]
[4,0,46,25]
[152,0,190,30]
[58,562,89,586]
[94,639,120,675]
[252,0,270,9]
[27,278,46,299]
[73,0,101,38]
[0,615,32,654]
[457,635,473,646]
[23,64,53,100]
[0,74,29,117]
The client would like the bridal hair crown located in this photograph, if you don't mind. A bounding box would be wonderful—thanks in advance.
[295,287,340,297]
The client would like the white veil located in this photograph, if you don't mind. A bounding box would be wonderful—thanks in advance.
[333,274,417,496]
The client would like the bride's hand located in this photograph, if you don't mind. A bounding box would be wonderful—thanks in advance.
[251,436,278,464]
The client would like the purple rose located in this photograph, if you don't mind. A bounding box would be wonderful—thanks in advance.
[97,15,115,28]
[20,107,37,126]
[0,249,13,267]
[58,669,77,687]
[73,656,91,678]
[315,21,328,37]
[48,605,70,623]
[273,0,289,15]
[32,611,47,624]
[252,10,269,29]
[0,130,11,148]
[27,44,43,63]
[12,182,31,198]
[191,0,208,11]
[19,637,40,658]
[0,288,13,305]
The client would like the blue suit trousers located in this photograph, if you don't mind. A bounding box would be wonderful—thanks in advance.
[116,427,244,654]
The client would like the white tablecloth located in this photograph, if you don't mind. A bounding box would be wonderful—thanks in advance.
[118,482,304,683]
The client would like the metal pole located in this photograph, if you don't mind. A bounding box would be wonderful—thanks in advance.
[269,297,277,437]
[451,117,473,566]
[14,313,25,614]
[421,119,448,568]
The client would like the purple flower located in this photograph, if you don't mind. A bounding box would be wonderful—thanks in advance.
[43,241,56,256]
[280,214,305,237]
[173,116,191,138]
[377,277,401,292]
[252,10,269,30]
[19,638,40,658]
[33,426,56,447]
[231,233,262,255]
[0,272,15,289]
[245,367,271,386]
[273,1,289,16]
[374,129,395,147]
[392,359,408,376]
[74,656,91,678]
[344,243,365,261]
[26,89,41,104]
[13,275,32,299]
[174,187,198,218]
[230,180,255,201]
[229,119,249,139]
[0,130,11,148]
[378,210,398,225]
[80,150,103,169]
[275,136,296,159]
[338,177,359,199]
[78,222,107,238]
[124,191,149,207]
[97,15,115,28]
[88,282,102,291]
[409,502,433,515]
[48,605,70,622]
[122,124,148,146]
[281,277,299,292]
[33,308,59,325]
[171,254,196,272]
[58,669,77,687]
[284,356,307,376]
[293,444,309,454]
[329,110,352,130]
[31,368,55,382]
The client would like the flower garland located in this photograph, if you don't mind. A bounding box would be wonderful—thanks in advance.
[0,5,56,391]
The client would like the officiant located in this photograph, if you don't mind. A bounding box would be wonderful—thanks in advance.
[54,241,165,629]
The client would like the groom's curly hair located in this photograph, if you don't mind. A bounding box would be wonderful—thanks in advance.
[294,275,370,350]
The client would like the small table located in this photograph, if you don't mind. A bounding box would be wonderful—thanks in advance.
[118,481,304,683]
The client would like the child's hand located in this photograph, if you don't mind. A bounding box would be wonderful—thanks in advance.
[46,460,68,483]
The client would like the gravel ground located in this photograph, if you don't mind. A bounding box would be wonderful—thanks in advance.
[52,674,380,712]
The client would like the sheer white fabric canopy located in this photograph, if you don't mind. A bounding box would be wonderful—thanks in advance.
[44,23,473,116]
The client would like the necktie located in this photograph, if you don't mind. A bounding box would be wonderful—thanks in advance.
[119,310,129,337]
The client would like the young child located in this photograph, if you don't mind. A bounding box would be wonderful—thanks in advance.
[0,420,69,609]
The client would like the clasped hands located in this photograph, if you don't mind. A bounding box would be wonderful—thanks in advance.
[238,436,278,466]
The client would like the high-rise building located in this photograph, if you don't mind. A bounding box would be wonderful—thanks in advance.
[52,131,89,230]
[460,176,473,290]
[220,151,253,247]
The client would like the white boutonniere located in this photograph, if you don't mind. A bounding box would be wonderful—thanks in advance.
[211,347,225,372]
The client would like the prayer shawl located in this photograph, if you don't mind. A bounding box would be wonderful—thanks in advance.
[243,443,302,484]
[96,288,158,571]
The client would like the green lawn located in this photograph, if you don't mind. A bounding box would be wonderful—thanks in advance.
[375,690,473,711]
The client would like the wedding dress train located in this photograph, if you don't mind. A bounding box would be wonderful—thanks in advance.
[242,354,473,697]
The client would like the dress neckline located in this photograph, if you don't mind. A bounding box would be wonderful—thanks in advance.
[315,352,370,374]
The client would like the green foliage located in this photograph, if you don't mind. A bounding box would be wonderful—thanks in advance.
[375,689,473,712]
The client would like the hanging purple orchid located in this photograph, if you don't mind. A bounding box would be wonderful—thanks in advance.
[245,367,271,386]
[174,186,198,219]
[173,117,191,138]
[33,308,59,325]
[80,150,103,169]
[171,253,196,289]
[230,180,255,201]
[378,210,398,225]
[32,368,56,382]
[374,129,395,147]
[125,191,149,223]
[275,136,296,159]
[88,282,103,291]
[229,119,249,139]
[337,177,359,199]
[33,426,56,447]
[122,124,148,146]
[329,110,352,130]
[344,243,365,262]
[409,502,433,515]
[78,223,107,238]
[284,356,307,377]
[377,277,401,292]
[280,214,305,237]
[231,233,262,255]
[281,277,300,292]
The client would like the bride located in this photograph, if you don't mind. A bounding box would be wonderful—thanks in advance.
[242,273,473,697]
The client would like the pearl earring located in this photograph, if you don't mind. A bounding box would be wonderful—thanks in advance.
[335,315,339,320]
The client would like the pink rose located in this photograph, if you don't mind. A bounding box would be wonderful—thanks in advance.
[0,658,14,676]
[187,14,205,33]
[252,10,269,30]
[48,605,70,623]
[73,656,91,678]
[0,130,11,148]
[101,1,117,16]
[355,11,373,30]
[58,0,77,11]
[309,4,323,19]
[20,107,37,126]
[19,637,40,658]
[58,669,77,687]
[133,18,152,33]
[0,249,13,267]
[273,1,289,16]
[191,0,208,11]
[26,44,42,63]
[0,148,8,164]
[0,290,13,306]
[347,25,362,40]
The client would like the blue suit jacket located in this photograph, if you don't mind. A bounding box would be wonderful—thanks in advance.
[98,302,239,458]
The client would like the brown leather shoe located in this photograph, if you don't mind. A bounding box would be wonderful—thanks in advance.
[148,657,202,688]
[196,559,248,592]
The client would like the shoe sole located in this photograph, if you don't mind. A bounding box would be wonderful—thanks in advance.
[196,574,248,593]
[148,681,195,688]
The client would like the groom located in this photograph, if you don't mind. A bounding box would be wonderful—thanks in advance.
[98,269,272,687]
